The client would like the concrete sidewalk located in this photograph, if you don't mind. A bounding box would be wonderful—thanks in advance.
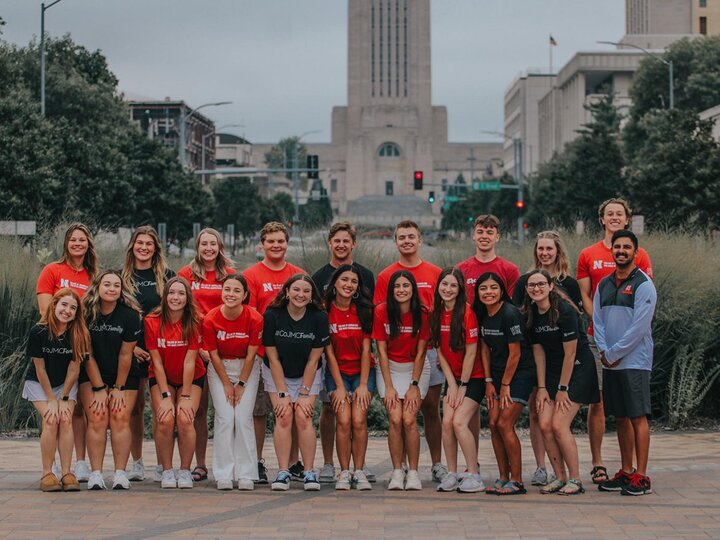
[0,431,718,539]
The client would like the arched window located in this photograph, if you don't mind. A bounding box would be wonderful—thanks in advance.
[377,142,401,157]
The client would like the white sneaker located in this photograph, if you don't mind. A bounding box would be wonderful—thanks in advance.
[216,479,233,491]
[74,460,91,482]
[335,469,352,490]
[319,463,335,483]
[112,470,130,490]
[127,459,145,481]
[353,469,372,491]
[431,462,449,482]
[51,462,61,481]
[387,469,405,491]
[176,469,193,489]
[160,469,177,489]
[437,472,460,492]
[457,473,485,493]
[87,470,106,490]
[362,464,376,483]
[405,470,422,490]
[237,478,254,491]
[154,464,163,482]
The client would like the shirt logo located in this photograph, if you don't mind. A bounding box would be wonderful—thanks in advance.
[262,283,274,292]
[157,338,166,347]
[60,278,69,287]
[622,285,634,295]
[593,260,603,270]
[510,324,522,336]
[329,324,337,333]
[469,328,478,338]
[191,282,200,290]
[216,330,226,340]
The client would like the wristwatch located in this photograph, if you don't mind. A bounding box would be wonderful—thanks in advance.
[558,384,569,392]
[61,395,70,401]
[91,384,108,392]
[180,394,191,400]
[300,385,311,393]
[161,391,171,399]
[236,380,246,388]
[484,377,493,383]
[111,384,126,391]
[411,379,419,386]
[278,391,288,398]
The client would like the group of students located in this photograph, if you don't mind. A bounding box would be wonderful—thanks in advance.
[24,197,657,497]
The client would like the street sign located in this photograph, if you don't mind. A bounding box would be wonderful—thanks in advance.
[472,181,501,191]
[444,195,460,203]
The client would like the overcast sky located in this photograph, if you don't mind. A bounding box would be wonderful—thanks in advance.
[2,0,625,143]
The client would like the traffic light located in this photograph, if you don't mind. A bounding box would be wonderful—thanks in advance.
[428,191,435,204]
[307,154,319,179]
[515,200,525,209]
[413,171,424,190]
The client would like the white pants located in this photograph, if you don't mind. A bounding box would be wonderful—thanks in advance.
[207,358,260,482]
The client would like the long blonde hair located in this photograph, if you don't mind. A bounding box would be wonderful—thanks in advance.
[188,228,234,281]
[40,288,90,363]
[531,230,571,280]
[56,223,98,281]
[84,270,142,326]
[122,225,170,298]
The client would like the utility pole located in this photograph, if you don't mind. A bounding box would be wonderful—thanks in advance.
[513,137,524,245]
[467,148,477,184]
[40,0,64,117]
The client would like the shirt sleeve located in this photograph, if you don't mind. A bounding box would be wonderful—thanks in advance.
[26,326,44,358]
[249,311,263,347]
[144,319,158,351]
[187,330,200,351]
[465,310,479,345]
[592,288,607,351]
[558,302,579,342]
[313,311,330,348]
[122,310,142,343]
[372,306,387,341]
[202,317,218,352]
[244,272,259,310]
[604,282,657,363]
[262,310,277,347]
[36,265,58,295]
[576,251,590,280]
[504,307,525,344]
[637,249,653,279]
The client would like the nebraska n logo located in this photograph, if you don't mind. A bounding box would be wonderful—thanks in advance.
[60,279,69,287]
[191,281,200,290]
[217,330,227,340]
[157,338,166,348]
[593,261,603,270]
[262,283,274,292]
[329,324,337,333]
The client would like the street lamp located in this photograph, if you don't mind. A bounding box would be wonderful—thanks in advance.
[40,0,64,117]
[178,101,232,168]
[293,129,322,222]
[201,123,244,184]
[597,40,673,109]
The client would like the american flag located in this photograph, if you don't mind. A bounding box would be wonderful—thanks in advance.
[549,35,558,46]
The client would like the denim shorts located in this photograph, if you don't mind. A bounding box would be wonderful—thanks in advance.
[491,374,534,406]
[325,368,377,395]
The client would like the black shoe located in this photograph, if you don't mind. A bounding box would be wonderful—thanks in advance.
[288,461,305,481]
[621,473,652,496]
[255,459,268,484]
[598,469,632,492]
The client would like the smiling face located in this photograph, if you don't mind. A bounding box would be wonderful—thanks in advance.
[535,238,558,269]
[166,281,188,313]
[438,273,460,304]
[133,233,156,265]
[55,294,78,324]
[612,236,637,269]
[67,229,89,260]
[477,277,502,307]
[99,273,122,304]
[222,278,247,309]
[288,279,312,309]
[334,270,359,301]
[473,225,500,254]
[526,273,552,303]
[198,232,220,265]
[395,227,421,257]
[263,231,288,263]
[329,231,356,263]
[601,203,630,233]
[392,276,413,304]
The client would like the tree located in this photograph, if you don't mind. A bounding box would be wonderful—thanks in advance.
[300,179,333,228]
[264,136,307,179]
[212,177,262,242]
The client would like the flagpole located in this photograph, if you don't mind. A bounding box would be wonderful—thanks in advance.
[549,35,553,74]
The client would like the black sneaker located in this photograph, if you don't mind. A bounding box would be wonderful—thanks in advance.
[621,473,652,496]
[271,470,291,491]
[289,461,305,481]
[255,459,268,484]
[598,469,632,492]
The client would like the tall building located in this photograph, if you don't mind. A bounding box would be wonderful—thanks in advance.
[623,0,719,48]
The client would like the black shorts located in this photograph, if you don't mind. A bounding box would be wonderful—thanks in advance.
[78,365,140,391]
[546,355,600,405]
[444,378,485,404]
[603,369,651,418]
[134,358,149,379]
[149,375,206,391]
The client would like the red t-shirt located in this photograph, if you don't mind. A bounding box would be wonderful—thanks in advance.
[144,314,204,385]
[202,305,263,360]
[372,303,430,364]
[177,266,235,318]
[36,262,90,297]
[243,261,305,315]
[373,261,442,310]
[328,303,372,376]
[576,240,653,335]
[456,255,520,301]
[438,304,484,379]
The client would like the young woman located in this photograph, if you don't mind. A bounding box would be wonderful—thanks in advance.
[522,269,600,495]
[36,223,98,482]
[431,268,485,494]
[323,264,376,491]
[145,277,205,489]
[178,227,235,483]
[511,230,581,487]
[474,272,535,496]
[262,274,329,492]
[373,270,430,491]
[203,274,263,491]
[121,225,175,482]
[79,271,143,490]
[23,288,90,492]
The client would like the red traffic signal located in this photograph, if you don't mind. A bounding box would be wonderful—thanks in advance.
[515,200,525,209]
[413,171,424,190]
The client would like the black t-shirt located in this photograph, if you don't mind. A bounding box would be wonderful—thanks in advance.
[26,324,75,387]
[262,307,330,379]
[312,262,375,299]
[480,302,535,379]
[88,303,142,382]
[513,273,583,312]
[132,267,175,350]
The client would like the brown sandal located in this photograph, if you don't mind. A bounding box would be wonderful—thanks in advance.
[191,465,208,482]
[590,466,608,484]
[40,472,62,492]
[61,472,81,492]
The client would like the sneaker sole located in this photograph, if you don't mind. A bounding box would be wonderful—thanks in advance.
[335,484,351,490]
[112,484,130,490]
[598,485,625,492]
[88,485,105,491]
[161,484,177,489]
[356,484,372,491]
[387,484,404,491]
[127,475,145,482]
[621,488,652,496]
[254,478,269,484]
[304,483,321,491]
[319,477,335,484]
[437,486,459,492]
[178,485,193,489]
[271,484,290,491]
[457,487,485,493]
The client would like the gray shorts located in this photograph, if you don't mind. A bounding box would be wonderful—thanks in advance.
[602,368,651,419]
[22,380,78,402]
[588,334,603,391]
[426,348,446,387]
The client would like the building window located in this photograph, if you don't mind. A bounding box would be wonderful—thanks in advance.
[385,181,394,195]
[700,16,707,34]
[330,179,337,193]
[378,142,401,157]
[699,0,707,7]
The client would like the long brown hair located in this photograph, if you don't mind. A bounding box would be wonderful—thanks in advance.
[56,223,98,281]
[386,270,424,339]
[188,228,234,281]
[40,288,90,363]
[430,267,467,352]
[520,269,580,330]
[268,273,325,312]
[122,225,170,298]
[531,230,571,280]
[152,276,199,342]
[84,270,142,326]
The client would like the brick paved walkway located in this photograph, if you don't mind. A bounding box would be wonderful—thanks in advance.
[0,431,718,539]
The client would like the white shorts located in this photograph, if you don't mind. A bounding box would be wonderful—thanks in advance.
[375,359,431,399]
[22,380,78,402]
[261,364,322,403]
[426,348,446,387]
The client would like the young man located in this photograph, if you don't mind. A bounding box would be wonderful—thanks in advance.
[373,220,447,482]
[312,221,376,483]
[593,230,656,496]
[576,198,653,485]
[243,222,305,483]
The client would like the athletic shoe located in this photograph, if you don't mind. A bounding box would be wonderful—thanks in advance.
[621,473,652,496]
[319,463,336,483]
[431,463,449,483]
[405,470,422,490]
[353,469,372,491]
[335,469,351,490]
[458,474,485,493]
[128,459,145,481]
[437,472,460,492]
[216,479,233,491]
[255,459,268,484]
[87,471,106,490]
[362,465,376,483]
[74,460,91,482]
[112,470,131,490]
[531,467,548,486]
[271,470,291,491]
[154,464,163,483]
[51,462,61,481]
[289,461,305,481]
[237,478,254,491]
[177,469,194,489]
[160,469,177,489]
[598,469,633,492]
[387,469,405,490]
[304,470,321,491]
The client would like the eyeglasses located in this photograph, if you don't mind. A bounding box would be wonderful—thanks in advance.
[526,282,549,290]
